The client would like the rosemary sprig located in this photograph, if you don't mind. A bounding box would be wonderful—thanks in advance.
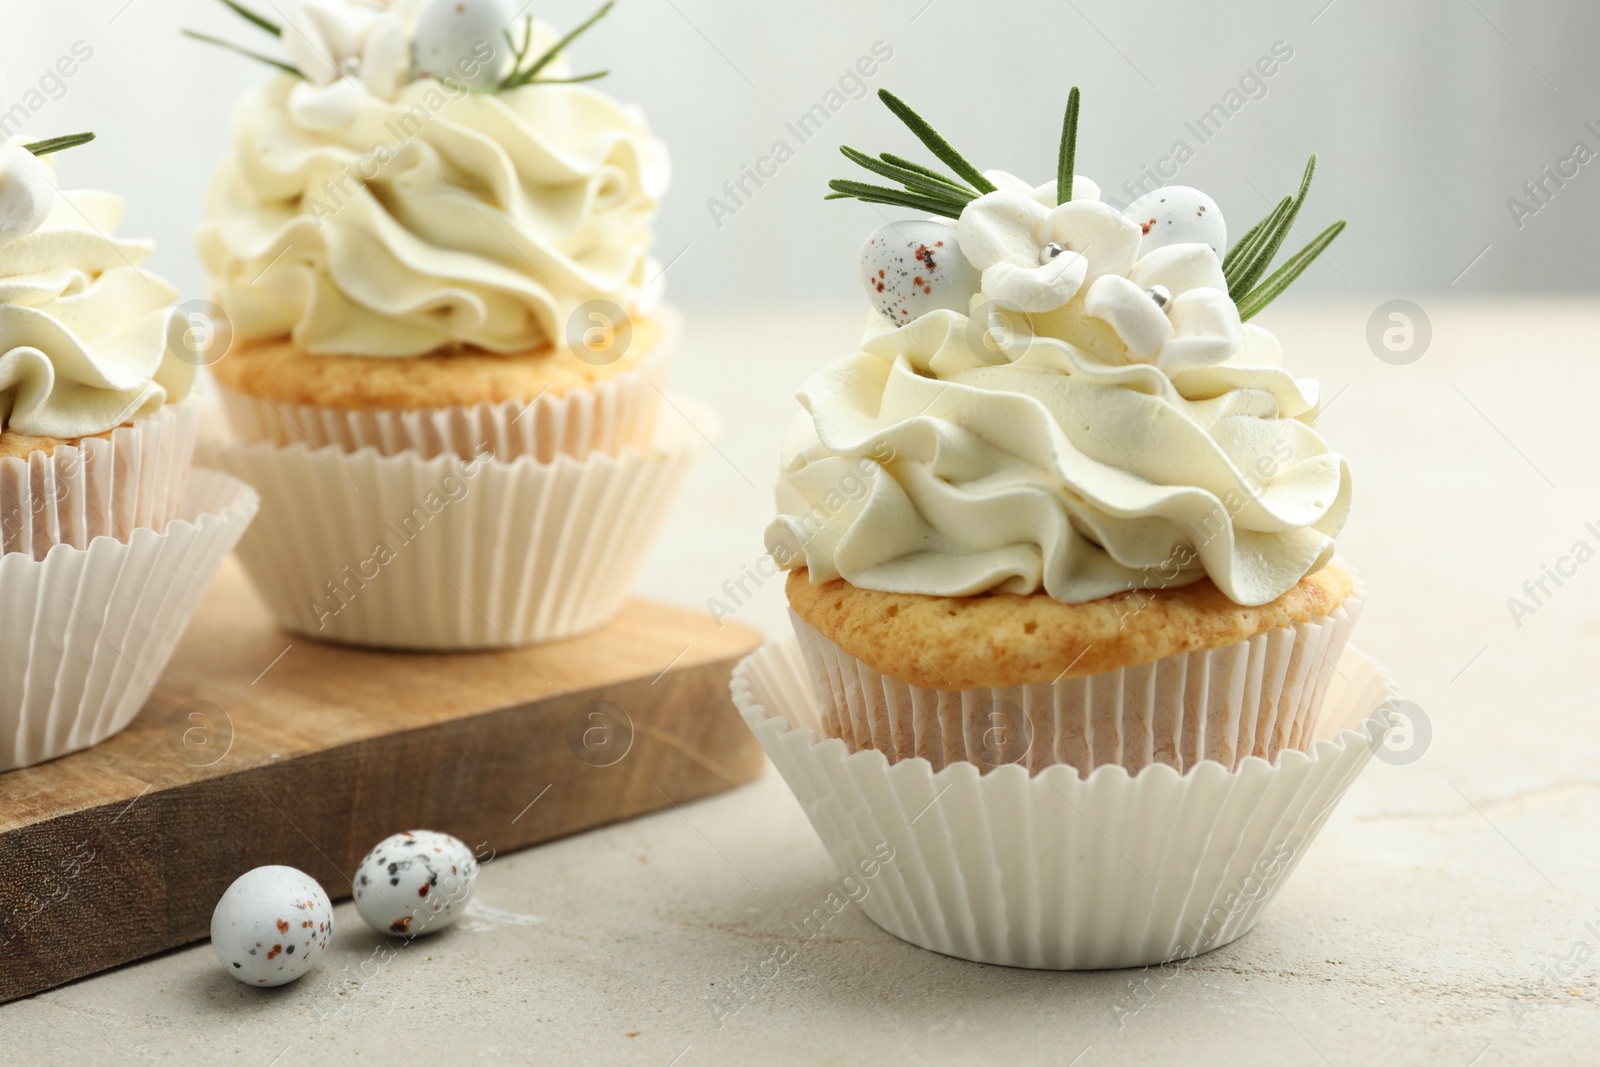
[21,132,95,157]
[876,90,995,193]
[839,147,976,207]
[1221,194,1290,275]
[530,71,610,84]
[879,152,971,194]
[216,0,281,37]
[181,29,300,75]
[1225,154,1316,300]
[824,179,965,219]
[1237,220,1346,321]
[1224,153,1346,316]
[1056,86,1079,205]
[500,1,613,91]
[827,90,994,212]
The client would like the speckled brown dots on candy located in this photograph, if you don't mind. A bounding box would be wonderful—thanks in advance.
[1140,218,1155,235]
[267,944,282,959]
[275,918,289,933]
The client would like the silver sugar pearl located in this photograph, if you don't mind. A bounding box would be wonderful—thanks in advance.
[340,55,363,76]
[1148,284,1172,309]
[1038,242,1065,265]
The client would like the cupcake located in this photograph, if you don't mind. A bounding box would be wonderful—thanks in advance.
[768,86,1356,776]
[0,135,200,559]
[0,133,258,769]
[188,0,704,649]
[737,88,1394,968]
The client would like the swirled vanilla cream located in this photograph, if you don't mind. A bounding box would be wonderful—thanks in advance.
[197,9,669,358]
[768,169,1350,608]
[0,144,191,439]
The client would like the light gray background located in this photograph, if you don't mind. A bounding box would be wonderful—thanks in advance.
[2,0,1596,310]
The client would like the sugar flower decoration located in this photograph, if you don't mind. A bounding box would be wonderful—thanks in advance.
[1083,245,1242,373]
[282,0,411,129]
[955,171,1138,314]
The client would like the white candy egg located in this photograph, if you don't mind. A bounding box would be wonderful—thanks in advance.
[860,220,980,326]
[0,146,54,249]
[211,866,334,987]
[353,830,480,938]
[1123,186,1226,259]
[412,0,514,90]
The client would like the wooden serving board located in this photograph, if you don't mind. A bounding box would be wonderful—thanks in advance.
[0,562,766,1003]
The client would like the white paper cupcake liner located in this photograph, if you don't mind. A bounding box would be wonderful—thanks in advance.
[0,469,259,771]
[733,637,1399,970]
[217,312,677,463]
[0,402,199,561]
[789,584,1363,777]
[197,396,713,650]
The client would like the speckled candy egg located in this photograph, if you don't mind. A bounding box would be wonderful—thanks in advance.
[412,0,514,90]
[353,830,479,938]
[211,865,334,987]
[1123,186,1227,259]
[860,220,980,326]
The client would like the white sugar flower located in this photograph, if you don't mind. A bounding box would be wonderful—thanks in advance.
[283,0,411,129]
[1082,243,1241,373]
[955,170,1141,313]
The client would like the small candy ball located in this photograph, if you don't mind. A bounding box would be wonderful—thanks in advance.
[860,220,980,326]
[1123,186,1227,260]
[0,146,54,248]
[353,830,480,938]
[412,0,515,90]
[211,866,334,987]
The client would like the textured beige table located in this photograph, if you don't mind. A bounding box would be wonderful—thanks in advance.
[7,301,1599,1065]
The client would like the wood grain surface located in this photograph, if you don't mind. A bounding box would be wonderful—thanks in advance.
[0,562,766,1003]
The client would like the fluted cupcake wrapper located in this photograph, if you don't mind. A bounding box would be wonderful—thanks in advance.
[788,584,1363,777]
[217,314,677,464]
[197,396,712,650]
[733,637,1398,970]
[0,469,259,771]
[0,402,199,561]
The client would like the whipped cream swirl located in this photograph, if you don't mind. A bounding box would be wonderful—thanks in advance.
[0,146,191,439]
[767,172,1351,607]
[197,29,670,358]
